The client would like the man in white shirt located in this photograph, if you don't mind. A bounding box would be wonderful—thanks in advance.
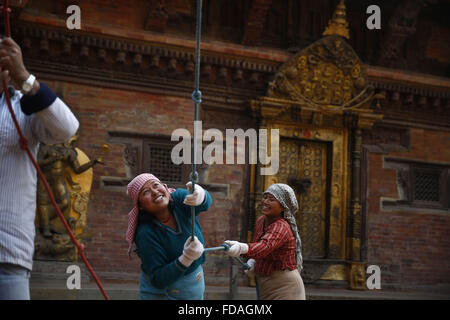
[0,37,79,300]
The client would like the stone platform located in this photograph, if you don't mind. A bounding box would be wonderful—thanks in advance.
[30,280,450,300]
[30,261,450,300]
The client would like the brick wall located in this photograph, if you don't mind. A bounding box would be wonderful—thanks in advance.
[366,128,450,289]
[25,0,450,292]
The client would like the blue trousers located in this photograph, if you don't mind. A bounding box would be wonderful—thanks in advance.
[140,265,204,300]
[0,263,30,300]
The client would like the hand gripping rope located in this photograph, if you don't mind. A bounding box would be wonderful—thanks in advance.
[204,243,250,270]
[190,0,249,271]
[1,0,109,300]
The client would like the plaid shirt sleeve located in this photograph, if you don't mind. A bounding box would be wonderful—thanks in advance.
[247,219,290,259]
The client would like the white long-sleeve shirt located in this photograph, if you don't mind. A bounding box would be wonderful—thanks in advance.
[0,85,79,270]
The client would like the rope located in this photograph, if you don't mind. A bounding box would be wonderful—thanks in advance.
[1,0,109,300]
[190,0,203,241]
[187,1,249,272]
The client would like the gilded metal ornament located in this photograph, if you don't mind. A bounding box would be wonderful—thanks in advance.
[350,262,367,290]
[322,0,350,40]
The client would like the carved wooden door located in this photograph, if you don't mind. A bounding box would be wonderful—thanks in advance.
[277,138,330,258]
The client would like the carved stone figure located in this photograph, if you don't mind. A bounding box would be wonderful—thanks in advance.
[35,133,108,260]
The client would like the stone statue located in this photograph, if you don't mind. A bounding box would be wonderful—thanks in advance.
[35,133,108,260]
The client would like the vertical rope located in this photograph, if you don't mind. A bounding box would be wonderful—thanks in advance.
[190,0,203,240]
[187,1,250,274]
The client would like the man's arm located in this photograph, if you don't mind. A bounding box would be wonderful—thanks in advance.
[0,37,79,143]
[29,94,79,144]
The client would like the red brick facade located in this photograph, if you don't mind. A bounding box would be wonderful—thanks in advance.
[366,128,450,289]
[7,0,449,291]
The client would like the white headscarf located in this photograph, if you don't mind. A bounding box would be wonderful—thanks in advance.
[264,183,303,271]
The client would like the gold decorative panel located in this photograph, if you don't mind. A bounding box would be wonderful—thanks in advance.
[275,139,329,258]
[321,264,348,281]
[277,139,299,182]
[266,35,375,113]
[299,141,328,258]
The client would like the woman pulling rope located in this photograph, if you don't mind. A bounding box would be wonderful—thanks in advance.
[126,173,212,300]
[225,183,307,300]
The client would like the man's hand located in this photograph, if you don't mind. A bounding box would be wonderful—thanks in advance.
[0,67,11,87]
[0,37,37,93]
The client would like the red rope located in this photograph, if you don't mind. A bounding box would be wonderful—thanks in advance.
[1,0,109,300]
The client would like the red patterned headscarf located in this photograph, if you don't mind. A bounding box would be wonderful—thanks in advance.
[125,173,175,258]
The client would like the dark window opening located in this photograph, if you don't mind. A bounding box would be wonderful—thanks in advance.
[383,158,449,211]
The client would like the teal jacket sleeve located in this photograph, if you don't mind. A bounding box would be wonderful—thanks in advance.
[171,188,212,216]
[135,226,189,289]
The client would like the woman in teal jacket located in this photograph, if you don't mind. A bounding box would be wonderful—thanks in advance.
[125,173,212,300]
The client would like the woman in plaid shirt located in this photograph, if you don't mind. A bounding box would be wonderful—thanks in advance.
[225,183,306,300]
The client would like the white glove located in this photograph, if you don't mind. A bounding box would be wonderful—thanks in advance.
[224,240,249,257]
[178,236,204,267]
[183,182,206,206]
[245,259,256,278]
